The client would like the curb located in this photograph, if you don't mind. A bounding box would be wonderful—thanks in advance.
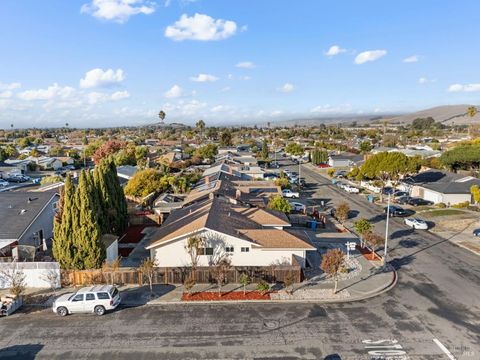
[117,270,398,307]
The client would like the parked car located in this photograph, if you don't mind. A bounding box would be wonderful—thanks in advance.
[393,191,409,198]
[396,195,412,205]
[0,179,8,187]
[289,177,298,184]
[270,162,280,169]
[344,185,360,193]
[264,173,279,180]
[404,217,429,230]
[5,176,25,183]
[298,178,306,187]
[282,189,299,198]
[335,182,347,189]
[382,187,395,195]
[473,229,480,237]
[53,285,120,316]
[334,170,347,178]
[407,198,433,207]
[384,205,407,217]
[289,201,306,212]
[317,163,330,168]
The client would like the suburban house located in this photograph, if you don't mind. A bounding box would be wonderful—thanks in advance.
[146,196,315,268]
[0,191,60,260]
[26,156,63,170]
[400,170,480,205]
[116,165,138,186]
[4,159,32,173]
[0,161,22,179]
[328,155,357,168]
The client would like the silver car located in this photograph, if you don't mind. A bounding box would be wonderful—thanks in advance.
[53,285,120,316]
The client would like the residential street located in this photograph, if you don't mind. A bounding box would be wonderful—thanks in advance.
[0,162,478,360]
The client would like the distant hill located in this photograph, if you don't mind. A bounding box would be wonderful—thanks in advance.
[387,105,480,125]
[251,115,395,128]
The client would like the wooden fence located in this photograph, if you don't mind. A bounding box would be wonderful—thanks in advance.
[62,266,303,287]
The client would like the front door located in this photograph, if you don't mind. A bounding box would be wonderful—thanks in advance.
[69,294,85,313]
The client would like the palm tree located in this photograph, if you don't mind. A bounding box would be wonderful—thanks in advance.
[158,110,166,123]
[196,119,205,138]
[467,106,478,118]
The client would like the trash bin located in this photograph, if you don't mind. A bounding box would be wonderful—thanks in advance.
[367,195,374,203]
[310,221,317,230]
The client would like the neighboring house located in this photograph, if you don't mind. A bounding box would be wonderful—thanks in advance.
[0,161,22,179]
[328,155,355,168]
[4,159,32,173]
[0,191,60,259]
[102,234,119,262]
[55,156,75,165]
[401,170,480,205]
[146,196,315,268]
[116,165,138,186]
[27,156,63,170]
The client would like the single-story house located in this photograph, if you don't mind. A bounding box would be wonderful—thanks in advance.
[328,155,356,168]
[401,170,480,205]
[0,191,60,259]
[146,196,315,268]
[27,156,63,170]
[116,165,138,186]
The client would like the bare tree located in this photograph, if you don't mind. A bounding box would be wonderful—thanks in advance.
[365,232,384,261]
[41,269,61,295]
[239,273,250,296]
[183,276,196,296]
[335,202,350,224]
[283,270,296,295]
[185,235,204,280]
[102,257,121,285]
[0,262,26,298]
[320,248,345,294]
[212,255,232,297]
[139,258,158,296]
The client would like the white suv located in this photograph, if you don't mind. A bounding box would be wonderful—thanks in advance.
[53,285,121,316]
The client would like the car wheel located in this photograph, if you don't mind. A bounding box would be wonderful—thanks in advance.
[413,225,416,230]
[57,306,68,316]
[93,305,105,316]
[94,305,106,316]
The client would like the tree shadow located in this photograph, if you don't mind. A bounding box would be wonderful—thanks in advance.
[119,284,176,308]
[368,213,386,224]
[398,239,420,248]
[348,210,360,219]
[0,344,44,359]
[389,255,415,270]
[390,228,414,240]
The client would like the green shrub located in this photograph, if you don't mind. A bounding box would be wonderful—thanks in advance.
[436,202,447,208]
[327,168,335,178]
[256,280,270,294]
[452,201,470,209]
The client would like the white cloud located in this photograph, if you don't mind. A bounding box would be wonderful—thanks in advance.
[0,91,12,99]
[325,45,346,56]
[277,83,294,93]
[227,74,234,80]
[17,83,75,101]
[111,90,130,100]
[221,86,231,92]
[0,82,21,91]
[163,99,207,116]
[310,104,353,114]
[240,75,251,81]
[80,68,125,88]
[235,61,256,69]
[354,50,387,64]
[81,0,156,23]
[210,105,231,113]
[240,25,248,32]
[190,73,219,82]
[448,83,480,92]
[164,84,183,98]
[418,77,436,84]
[403,55,419,63]
[165,13,237,41]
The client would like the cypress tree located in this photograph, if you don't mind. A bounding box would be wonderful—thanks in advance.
[53,175,76,269]
[107,159,128,235]
[73,170,105,270]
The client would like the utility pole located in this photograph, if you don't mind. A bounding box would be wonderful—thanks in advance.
[383,193,391,270]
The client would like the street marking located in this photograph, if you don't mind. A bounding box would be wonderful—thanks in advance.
[362,339,408,359]
[433,338,456,360]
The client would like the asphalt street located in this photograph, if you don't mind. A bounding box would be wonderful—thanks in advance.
[0,161,478,360]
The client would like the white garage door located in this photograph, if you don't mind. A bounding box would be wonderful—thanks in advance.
[423,189,442,204]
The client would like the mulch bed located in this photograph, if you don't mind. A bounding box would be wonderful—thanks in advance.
[356,245,382,261]
[182,291,271,301]
[120,225,158,244]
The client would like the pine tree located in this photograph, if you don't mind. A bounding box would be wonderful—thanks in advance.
[73,170,105,270]
[53,175,77,269]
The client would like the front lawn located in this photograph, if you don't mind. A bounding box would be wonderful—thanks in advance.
[422,209,466,217]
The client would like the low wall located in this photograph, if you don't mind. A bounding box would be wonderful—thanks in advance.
[0,262,61,289]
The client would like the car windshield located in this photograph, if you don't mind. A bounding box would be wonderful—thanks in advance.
[67,293,76,301]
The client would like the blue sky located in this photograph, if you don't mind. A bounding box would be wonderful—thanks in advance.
[0,0,479,128]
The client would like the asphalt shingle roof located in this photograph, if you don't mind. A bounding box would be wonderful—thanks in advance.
[0,191,58,240]
[406,170,480,194]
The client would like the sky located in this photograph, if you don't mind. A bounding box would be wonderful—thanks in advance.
[0,0,479,128]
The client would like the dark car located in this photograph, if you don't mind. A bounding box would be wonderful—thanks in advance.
[396,195,412,205]
[6,176,25,183]
[384,205,407,217]
[473,229,480,237]
[393,191,409,198]
[407,198,433,206]
[382,187,395,195]
[264,173,279,179]
[270,162,280,169]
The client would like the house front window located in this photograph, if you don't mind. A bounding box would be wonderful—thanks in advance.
[198,247,214,255]
[241,247,249,253]
[225,246,234,253]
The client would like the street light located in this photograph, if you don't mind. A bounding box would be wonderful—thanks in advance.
[383,192,391,270]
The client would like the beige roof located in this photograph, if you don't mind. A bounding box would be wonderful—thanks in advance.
[231,206,290,226]
[239,229,315,249]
